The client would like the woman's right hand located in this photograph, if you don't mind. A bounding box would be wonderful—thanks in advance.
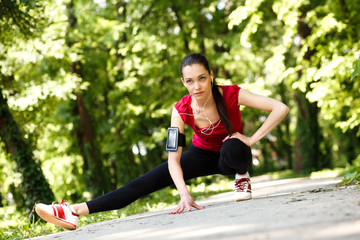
[169,193,205,214]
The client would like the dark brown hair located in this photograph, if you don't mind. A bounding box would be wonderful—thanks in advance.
[179,53,232,135]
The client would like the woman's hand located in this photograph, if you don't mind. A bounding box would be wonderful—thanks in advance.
[222,132,253,146]
[169,193,205,214]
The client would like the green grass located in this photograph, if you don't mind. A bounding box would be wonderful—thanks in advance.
[310,168,346,180]
[265,169,309,180]
[339,156,360,186]
[262,168,346,181]
[0,205,59,240]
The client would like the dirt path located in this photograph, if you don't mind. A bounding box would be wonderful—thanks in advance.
[29,177,360,240]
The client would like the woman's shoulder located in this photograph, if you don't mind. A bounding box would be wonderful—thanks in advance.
[219,84,241,100]
[174,94,192,112]
[174,94,193,125]
[219,84,241,92]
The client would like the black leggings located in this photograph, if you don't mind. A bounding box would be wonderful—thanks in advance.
[86,138,252,214]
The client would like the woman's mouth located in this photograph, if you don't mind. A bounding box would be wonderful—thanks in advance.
[194,91,204,96]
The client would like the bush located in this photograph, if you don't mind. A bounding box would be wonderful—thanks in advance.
[341,155,360,185]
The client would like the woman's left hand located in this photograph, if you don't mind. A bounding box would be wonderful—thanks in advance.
[169,193,205,214]
[222,132,253,146]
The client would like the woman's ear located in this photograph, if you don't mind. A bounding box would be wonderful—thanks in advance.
[181,78,185,86]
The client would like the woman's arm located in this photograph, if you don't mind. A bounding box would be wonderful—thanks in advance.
[168,107,188,197]
[168,107,204,214]
[224,89,289,146]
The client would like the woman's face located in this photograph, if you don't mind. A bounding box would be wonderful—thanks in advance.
[181,64,213,100]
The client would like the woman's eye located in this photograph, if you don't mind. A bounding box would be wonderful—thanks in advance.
[200,77,206,80]
[186,80,192,84]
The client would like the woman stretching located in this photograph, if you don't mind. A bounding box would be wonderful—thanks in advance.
[35,53,289,230]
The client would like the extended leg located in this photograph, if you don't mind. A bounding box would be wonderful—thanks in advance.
[86,145,221,214]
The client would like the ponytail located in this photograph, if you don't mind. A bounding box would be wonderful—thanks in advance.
[212,81,232,135]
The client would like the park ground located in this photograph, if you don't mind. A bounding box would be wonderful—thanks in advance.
[28,176,360,240]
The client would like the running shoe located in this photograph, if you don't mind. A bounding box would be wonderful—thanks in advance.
[35,200,79,230]
[234,174,252,201]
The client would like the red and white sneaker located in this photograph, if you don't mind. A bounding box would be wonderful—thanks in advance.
[35,200,79,230]
[234,173,252,201]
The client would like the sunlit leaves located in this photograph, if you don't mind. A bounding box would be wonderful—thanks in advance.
[350,58,360,81]
[0,0,45,45]
[227,0,360,171]
[228,0,265,29]
[272,0,303,48]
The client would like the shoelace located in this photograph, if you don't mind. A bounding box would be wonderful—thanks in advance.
[50,200,79,217]
[50,200,67,207]
[234,178,250,192]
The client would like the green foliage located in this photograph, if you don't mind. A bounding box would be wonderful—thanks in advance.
[350,59,360,81]
[228,0,360,172]
[0,0,45,45]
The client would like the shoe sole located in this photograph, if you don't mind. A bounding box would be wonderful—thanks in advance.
[235,196,252,202]
[235,193,252,202]
[35,205,76,230]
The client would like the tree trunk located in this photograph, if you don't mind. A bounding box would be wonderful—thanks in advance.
[276,82,293,169]
[171,4,190,52]
[294,90,321,173]
[75,94,111,196]
[294,7,322,173]
[198,13,206,54]
[0,87,54,211]
[66,0,111,197]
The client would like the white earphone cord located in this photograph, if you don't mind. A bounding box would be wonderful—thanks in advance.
[179,82,220,135]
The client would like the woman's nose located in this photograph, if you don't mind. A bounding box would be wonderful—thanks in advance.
[194,81,200,89]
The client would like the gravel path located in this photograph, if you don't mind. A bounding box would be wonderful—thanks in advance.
[29,177,360,240]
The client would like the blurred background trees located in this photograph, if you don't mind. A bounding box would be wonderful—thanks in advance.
[1,0,359,211]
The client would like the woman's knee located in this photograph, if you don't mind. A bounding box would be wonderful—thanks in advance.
[220,138,252,173]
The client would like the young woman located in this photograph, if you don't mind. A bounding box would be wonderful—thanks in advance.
[35,53,289,230]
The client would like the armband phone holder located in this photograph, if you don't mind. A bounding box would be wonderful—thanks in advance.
[166,127,186,151]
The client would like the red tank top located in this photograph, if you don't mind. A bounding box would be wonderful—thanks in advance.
[174,85,243,151]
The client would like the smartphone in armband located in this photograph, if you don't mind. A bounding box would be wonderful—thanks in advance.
[166,127,186,152]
